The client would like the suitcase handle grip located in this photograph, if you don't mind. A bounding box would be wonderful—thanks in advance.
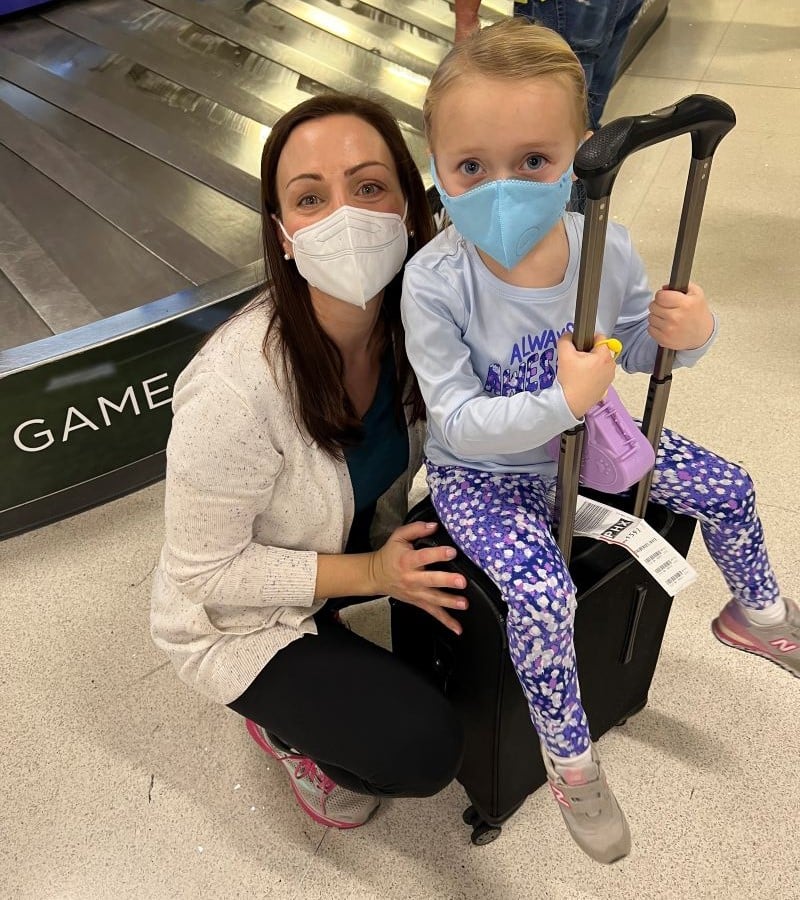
[575,94,736,200]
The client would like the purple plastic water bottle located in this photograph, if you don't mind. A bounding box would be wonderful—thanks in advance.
[546,386,655,494]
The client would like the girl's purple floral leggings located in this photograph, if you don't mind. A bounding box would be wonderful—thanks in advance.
[426,427,778,759]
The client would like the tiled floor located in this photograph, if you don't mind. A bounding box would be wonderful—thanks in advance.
[2,2,798,898]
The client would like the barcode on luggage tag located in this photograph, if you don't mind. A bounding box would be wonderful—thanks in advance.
[572,503,610,534]
[571,496,698,596]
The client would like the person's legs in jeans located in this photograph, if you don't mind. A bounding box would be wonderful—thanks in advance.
[513,0,644,212]
[514,0,644,129]
[582,0,645,129]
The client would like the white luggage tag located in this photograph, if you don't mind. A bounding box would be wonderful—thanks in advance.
[572,495,698,597]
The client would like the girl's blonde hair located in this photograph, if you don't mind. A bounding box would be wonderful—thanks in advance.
[424,18,588,144]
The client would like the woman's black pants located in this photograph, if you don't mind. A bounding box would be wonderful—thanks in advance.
[228,608,464,798]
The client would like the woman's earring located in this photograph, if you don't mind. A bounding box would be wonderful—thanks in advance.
[408,230,415,238]
[284,252,291,261]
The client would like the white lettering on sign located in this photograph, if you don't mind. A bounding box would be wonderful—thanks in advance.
[13,419,55,453]
[12,373,173,453]
[142,373,172,410]
[97,385,141,425]
[62,406,101,442]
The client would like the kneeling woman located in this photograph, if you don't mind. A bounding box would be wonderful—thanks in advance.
[151,94,466,829]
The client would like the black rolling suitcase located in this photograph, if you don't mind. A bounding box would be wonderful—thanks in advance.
[391,96,735,845]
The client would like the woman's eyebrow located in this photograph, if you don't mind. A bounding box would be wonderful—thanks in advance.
[286,161,390,189]
[285,172,322,188]
[344,161,391,176]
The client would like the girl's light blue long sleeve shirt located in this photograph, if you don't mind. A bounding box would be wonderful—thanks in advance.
[401,213,716,475]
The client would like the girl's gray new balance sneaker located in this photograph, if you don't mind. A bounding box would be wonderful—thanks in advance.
[245,720,380,829]
[541,743,631,865]
[712,597,800,677]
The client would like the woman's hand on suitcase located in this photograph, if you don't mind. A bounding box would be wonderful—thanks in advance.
[557,332,617,419]
[368,522,468,635]
[648,282,714,350]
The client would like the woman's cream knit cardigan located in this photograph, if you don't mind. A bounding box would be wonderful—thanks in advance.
[150,305,425,704]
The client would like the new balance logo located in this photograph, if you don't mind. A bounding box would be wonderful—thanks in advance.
[550,783,571,809]
[769,638,798,653]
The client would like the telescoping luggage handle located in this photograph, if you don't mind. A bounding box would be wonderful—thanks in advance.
[555,94,736,561]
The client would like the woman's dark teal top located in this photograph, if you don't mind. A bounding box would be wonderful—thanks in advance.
[344,349,409,554]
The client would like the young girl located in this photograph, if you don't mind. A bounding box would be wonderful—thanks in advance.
[401,19,798,864]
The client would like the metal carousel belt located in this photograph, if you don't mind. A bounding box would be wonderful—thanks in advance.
[0,0,667,539]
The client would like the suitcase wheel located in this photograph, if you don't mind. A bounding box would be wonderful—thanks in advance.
[462,806,502,846]
[462,805,480,826]
[471,822,502,846]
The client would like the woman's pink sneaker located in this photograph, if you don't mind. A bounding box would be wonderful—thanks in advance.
[245,720,380,828]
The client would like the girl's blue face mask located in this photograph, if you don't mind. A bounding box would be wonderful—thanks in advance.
[430,159,573,270]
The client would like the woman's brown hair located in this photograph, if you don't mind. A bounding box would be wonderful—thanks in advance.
[259,93,434,458]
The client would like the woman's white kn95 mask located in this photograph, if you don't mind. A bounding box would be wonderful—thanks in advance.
[278,203,408,309]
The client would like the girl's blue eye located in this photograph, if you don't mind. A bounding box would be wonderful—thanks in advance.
[524,154,546,171]
[358,182,382,196]
[459,160,482,177]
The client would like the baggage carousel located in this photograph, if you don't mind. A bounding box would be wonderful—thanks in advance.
[0,0,667,539]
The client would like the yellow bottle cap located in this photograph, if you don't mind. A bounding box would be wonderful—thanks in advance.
[594,338,623,359]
